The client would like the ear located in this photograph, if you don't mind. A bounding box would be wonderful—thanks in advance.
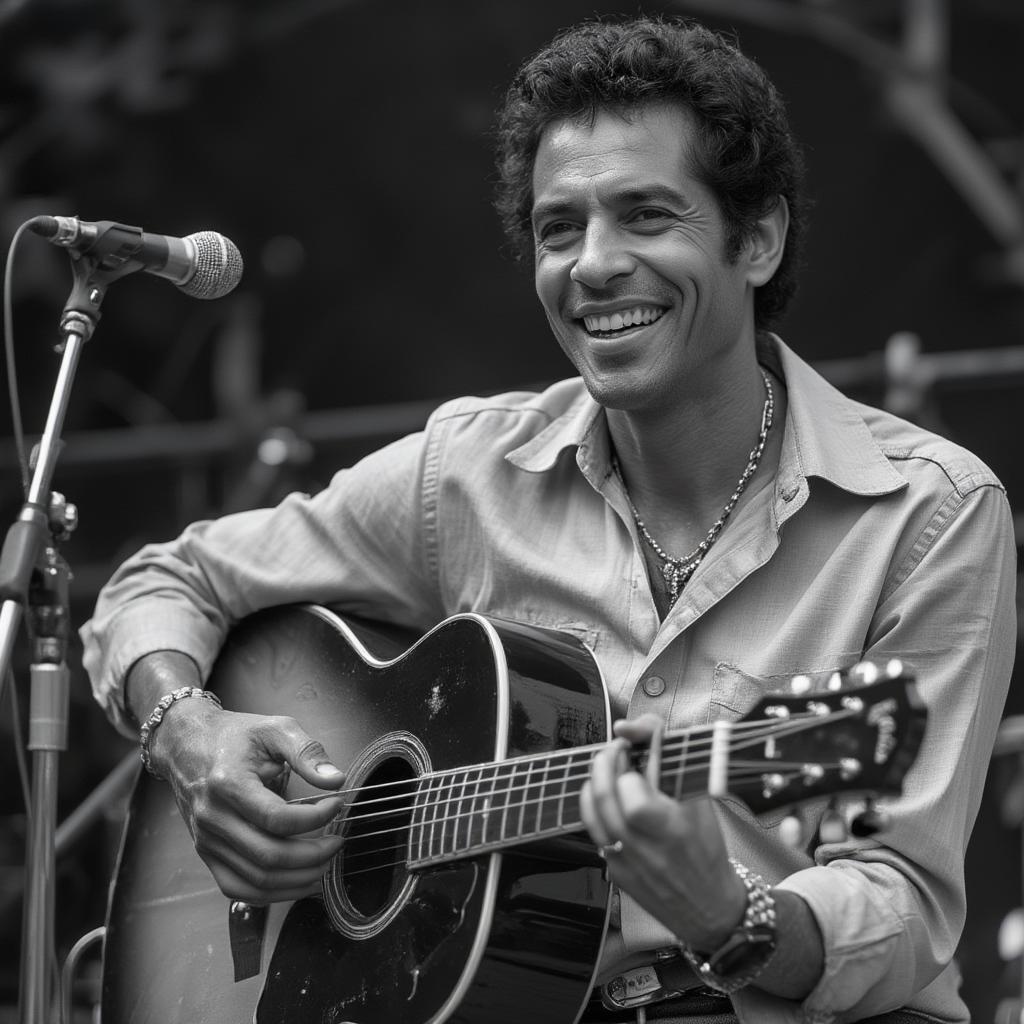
[744,196,789,288]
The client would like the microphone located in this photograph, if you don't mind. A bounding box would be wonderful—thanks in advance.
[28,215,244,300]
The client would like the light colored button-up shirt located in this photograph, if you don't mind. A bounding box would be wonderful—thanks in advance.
[82,335,1016,1023]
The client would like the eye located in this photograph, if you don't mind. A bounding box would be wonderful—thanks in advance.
[537,220,577,240]
[628,208,674,230]
[534,220,581,251]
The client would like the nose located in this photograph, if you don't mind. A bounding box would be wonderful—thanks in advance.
[569,222,636,288]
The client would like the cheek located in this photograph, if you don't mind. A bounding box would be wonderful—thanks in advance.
[534,258,563,312]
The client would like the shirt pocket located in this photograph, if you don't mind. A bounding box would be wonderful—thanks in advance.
[710,656,861,830]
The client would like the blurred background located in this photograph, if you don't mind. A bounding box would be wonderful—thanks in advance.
[1,0,1023,1020]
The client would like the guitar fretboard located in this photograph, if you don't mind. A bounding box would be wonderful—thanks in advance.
[406,737,704,868]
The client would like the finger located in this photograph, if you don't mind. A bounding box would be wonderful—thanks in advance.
[196,798,346,869]
[588,738,632,837]
[617,768,689,842]
[616,769,661,821]
[612,713,664,744]
[579,780,614,848]
[259,717,347,790]
[203,852,333,904]
[196,825,344,884]
[229,775,346,837]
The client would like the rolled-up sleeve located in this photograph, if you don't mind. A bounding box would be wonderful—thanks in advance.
[80,428,443,738]
[738,481,1016,1023]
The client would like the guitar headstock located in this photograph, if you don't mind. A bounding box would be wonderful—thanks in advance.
[729,660,926,817]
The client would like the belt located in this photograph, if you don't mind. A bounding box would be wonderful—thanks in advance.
[584,992,736,1022]
[586,954,941,1024]
[587,954,735,1022]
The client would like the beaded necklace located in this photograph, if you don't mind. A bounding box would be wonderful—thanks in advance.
[614,368,774,607]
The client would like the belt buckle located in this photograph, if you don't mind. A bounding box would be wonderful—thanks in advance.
[600,961,684,1012]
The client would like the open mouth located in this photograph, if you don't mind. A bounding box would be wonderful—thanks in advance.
[580,305,666,338]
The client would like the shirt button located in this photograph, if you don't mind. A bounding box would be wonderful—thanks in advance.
[642,675,666,697]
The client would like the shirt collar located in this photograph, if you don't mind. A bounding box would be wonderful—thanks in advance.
[506,334,907,499]
[763,333,906,498]
[505,387,608,477]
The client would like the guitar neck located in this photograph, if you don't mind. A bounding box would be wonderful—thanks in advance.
[406,730,714,868]
[398,671,918,870]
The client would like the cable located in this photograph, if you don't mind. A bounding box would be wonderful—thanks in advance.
[4,219,35,496]
[6,667,32,819]
[60,926,104,1024]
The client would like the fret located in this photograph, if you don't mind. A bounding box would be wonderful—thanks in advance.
[534,756,550,835]
[452,768,471,855]
[516,760,534,839]
[477,764,499,847]
[410,776,428,863]
[493,762,515,844]
[556,751,574,829]
[673,732,688,801]
[443,769,463,855]
[429,772,449,861]
[461,766,489,853]
[412,773,431,862]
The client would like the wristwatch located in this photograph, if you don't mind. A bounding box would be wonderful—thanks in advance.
[679,859,778,994]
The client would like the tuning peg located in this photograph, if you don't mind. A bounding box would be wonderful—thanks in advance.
[848,661,880,685]
[819,801,848,844]
[790,674,812,695]
[851,799,890,837]
[779,813,803,849]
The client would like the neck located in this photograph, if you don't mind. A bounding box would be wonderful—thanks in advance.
[608,357,780,532]
[405,724,722,868]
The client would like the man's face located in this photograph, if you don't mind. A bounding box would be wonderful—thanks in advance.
[531,102,760,413]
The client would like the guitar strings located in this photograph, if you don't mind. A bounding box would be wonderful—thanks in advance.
[302,717,747,804]
[318,712,863,876]
[336,756,851,849]
[327,760,849,880]
[314,715,857,873]
[306,710,844,815]
[310,709,855,826]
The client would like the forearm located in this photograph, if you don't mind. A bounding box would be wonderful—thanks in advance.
[753,889,824,1000]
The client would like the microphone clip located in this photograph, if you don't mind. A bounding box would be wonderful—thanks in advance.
[56,228,153,333]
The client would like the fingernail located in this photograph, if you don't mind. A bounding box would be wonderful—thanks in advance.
[316,763,343,778]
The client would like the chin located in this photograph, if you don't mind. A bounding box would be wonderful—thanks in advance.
[578,374,650,412]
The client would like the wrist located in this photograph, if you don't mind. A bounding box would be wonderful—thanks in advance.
[681,867,748,954]
[677,859,778,995]
[125,650,202,728]
[140,686,223,778]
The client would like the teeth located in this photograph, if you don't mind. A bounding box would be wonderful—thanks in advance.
[583,306,664,334]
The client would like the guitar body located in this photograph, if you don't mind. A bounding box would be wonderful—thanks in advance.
[103,604,613,1024]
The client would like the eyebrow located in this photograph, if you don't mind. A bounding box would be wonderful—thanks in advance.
[531,184,692,227]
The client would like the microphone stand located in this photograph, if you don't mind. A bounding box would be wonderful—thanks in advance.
[0,246,142,1024]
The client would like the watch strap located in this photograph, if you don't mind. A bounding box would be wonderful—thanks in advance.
[678,858,778,994]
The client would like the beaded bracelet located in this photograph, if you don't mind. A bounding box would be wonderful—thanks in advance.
[677,858,778,994]
[139,686,222,778]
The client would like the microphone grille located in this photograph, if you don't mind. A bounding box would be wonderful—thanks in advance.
[181,231,244,299]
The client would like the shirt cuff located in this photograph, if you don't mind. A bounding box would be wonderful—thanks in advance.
[80,602,224,740]
[774,864,906,1020]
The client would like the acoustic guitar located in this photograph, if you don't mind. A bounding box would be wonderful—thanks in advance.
[102,603,925,1023]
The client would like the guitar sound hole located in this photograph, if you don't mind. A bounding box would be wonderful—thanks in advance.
[341,757,416,918]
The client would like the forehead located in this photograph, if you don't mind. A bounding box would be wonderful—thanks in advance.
[531,102,705,214]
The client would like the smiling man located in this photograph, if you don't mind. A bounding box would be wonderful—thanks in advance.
[83,15,1015,1024]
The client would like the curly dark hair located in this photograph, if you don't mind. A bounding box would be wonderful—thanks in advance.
[494,15,808,328]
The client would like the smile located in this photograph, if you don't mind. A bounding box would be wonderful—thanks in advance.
[580,306,666,336]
